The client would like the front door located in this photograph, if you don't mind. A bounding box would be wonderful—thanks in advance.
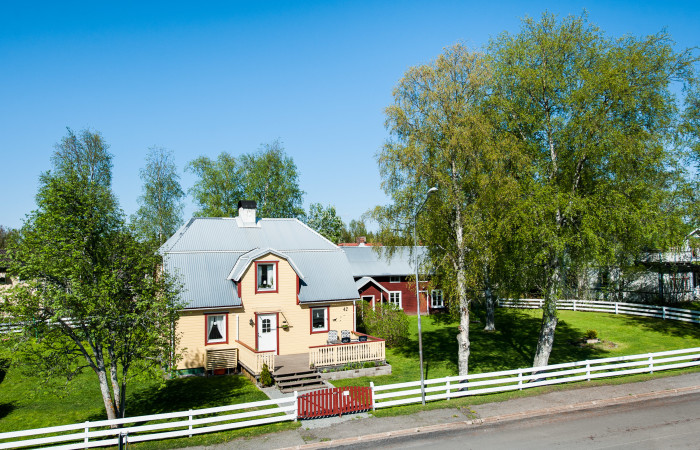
[257,313,277,353]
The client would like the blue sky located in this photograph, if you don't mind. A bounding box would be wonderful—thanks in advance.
[1,1,698,230]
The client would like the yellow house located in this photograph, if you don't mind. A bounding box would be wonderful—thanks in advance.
[160,201,385,381]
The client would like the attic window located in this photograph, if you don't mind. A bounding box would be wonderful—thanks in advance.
[389,276,400,283]
[256,261,278,293]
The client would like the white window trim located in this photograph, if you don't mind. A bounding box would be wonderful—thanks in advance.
[389,291,402,309]
[311,307,328,332]
[206,314,227,344]
[389,276,400,283]
[431,290,444,308]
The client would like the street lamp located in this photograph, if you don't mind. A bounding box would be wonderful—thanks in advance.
[414,186,437,406]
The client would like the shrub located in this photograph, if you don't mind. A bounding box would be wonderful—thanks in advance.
[358,303,409,348]
[259,363,273,387]
[585,329,598,340]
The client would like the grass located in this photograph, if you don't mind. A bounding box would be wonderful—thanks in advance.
[331,308,700,388]
[0,369,299,448]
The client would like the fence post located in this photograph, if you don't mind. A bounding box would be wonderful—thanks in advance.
[518,369,523,390]
[648,355,654,374]
[446,378,451,401]
[294,391,299,421]
[573,300,577,312]
[188,409,193,438]
[586,362,590,382]
[540,299,543,308]
[662,306,667,320]
[370,382,375,411]
[84,421,89,445]
[615,303,619,314]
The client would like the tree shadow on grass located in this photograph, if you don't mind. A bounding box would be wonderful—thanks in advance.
[86,375,255,421]
[394,309,611,377]
[613,314,700,340]
[0,403,15,420]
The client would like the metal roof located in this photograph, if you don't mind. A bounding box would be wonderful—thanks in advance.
[160,218,338,253]
[341,246,427,277]
[160,217,358,309]
[164,252,243,309]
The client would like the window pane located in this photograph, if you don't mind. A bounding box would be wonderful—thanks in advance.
[208,315,225,342]
[312,309,325,329]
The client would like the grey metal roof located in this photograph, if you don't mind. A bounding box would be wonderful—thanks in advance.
[160,217,358,309]
[164,252,243,309]
[160,218,338,253]
[341,246,427,277]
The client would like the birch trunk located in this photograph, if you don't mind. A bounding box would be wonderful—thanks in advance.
[532,264,561,367]
[483,271,495,331]
[454,198,470,376]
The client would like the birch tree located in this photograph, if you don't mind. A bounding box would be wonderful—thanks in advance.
[133,147,185,245]
[376,46,523,375]
[5,129,181,420]
[489,13,693,367]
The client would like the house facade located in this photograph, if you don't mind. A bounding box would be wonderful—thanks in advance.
[160,202,384,377]
[340,245,444,315]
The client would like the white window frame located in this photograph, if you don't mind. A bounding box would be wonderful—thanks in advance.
[389,291,402,309]
[206,314,227,344]
[256,262,276,291]
[311,307,328,332]
[431,290,444,308]
[389,276,400,283]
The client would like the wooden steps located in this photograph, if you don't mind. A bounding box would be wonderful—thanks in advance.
[274,370,326,393]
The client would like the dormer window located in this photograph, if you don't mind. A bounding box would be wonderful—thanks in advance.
[256,261,278,293]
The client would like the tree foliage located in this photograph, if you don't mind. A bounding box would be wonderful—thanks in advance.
[488,13,694,366]
[187,140,305,219]
[340,219,376,244]
[306,203,345,243]
[5,129,181,420]
[376,45,523,375]
[357,303,409,348]
[133,147,185,245]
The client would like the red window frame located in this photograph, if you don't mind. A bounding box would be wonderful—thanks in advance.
[204,312,229,346]
[255,260,279,294]
[309,306,330,334]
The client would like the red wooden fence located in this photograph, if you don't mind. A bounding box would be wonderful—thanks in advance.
[297,386,372,419]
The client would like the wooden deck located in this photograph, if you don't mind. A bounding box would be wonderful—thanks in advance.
[274,353,309,375]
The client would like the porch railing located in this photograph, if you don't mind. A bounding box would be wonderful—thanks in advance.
[235,340,275,375]
[308,332,385,368]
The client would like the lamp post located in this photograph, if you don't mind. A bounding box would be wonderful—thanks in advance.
[414,186,437,406]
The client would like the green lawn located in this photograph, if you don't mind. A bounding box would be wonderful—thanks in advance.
[332,308,700,388]
[0,369,299,447]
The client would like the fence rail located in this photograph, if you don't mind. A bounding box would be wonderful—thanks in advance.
[0,396,297,449]
[235,340,275,375]
[370,347,700,409]
[308,333,385,368]
[498,299,700,324]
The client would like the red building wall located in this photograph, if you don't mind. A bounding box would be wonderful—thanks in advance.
[357,276,431,315]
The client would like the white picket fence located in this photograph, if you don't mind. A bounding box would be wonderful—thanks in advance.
[498,298,700,323]
[370,347,700,409]
[0,395,297,449]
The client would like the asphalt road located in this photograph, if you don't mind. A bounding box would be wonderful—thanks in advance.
[336,391,700,449]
